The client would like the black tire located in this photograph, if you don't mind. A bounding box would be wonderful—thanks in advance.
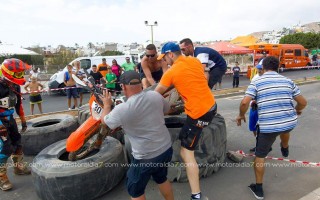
[77,103,90,124]
[21,114,78,155]
[32,137,127,200]
[59,83,67,96]
[124,114,227,183]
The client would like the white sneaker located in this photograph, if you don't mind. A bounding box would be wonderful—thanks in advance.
[68,108,71,110]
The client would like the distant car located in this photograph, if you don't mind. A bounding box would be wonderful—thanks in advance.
[48,55,133,95]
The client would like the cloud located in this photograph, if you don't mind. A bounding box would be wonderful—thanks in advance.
[0,0,318,47]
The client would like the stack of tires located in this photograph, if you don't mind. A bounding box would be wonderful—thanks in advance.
[125,113,227,183]
[22,114,78,155]
[31,104,227,200]
[79,105,227,183]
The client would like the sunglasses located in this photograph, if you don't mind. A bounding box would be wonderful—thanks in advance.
[146,54,156,58]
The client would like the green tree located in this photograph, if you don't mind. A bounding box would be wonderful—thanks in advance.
[280,32,320,49]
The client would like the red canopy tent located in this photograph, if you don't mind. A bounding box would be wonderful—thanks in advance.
[205,41,253,54]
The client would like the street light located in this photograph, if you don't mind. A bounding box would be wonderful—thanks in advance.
[145,21,158,44]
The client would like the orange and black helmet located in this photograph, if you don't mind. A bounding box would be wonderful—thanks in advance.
[1,58,31,85]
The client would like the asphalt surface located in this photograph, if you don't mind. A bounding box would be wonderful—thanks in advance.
[19,68,320,116]
[2,71,319,200]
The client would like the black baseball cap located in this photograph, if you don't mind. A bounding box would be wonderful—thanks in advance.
[120,71,141,85]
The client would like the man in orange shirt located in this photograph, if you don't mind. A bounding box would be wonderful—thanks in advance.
[155,42,216,200]
[97,58,110,77]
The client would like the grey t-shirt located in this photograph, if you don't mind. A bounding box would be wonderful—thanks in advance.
[104,90,172,159]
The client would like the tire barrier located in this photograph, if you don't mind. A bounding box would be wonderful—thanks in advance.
[32,137,127,200]
[21,114,78,155]
[125,113,227,183]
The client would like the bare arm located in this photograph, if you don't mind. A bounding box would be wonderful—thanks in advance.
[155,83,169,95]
[24,83,30,92]
[141,59,155,86]
[202,63,209,80]
[38,83,44,90]
[294,95,307,115]
[64,73,67,86]
[236,96,252,126]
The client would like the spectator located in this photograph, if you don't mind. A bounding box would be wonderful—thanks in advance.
[236,56,307,199]
[232,62,241,88]
[179,38,227,89]
[28,66,40,82]
[156,42,216,200]
[105,66,117,96]
[89,64,103,85]
[135,55,144,75]
[141,44,168,89]
[111,59,122,94]
[24,76,44,115]
[97,58,110,77]
[312,54,318,67]
[64,64,79,110]
[74,61,86,107]
[100,71,174,200]
[121,56,136,71]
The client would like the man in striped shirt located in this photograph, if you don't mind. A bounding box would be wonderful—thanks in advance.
[236,56,307,200]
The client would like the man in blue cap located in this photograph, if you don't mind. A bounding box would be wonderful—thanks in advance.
[156,42,216,200]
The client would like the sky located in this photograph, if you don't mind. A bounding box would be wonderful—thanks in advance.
[0,0,319,47]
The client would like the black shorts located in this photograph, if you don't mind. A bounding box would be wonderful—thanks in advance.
[208,67,226,89]
[179,104,217,150]
[29,94,42,104]
[126,147,172,198]
[255,127,293,158]
[141,68,163,82]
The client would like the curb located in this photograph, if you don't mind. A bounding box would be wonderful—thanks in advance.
[299,187,320,200]
[213,78,320,99]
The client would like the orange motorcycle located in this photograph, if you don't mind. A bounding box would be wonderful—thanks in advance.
[66,72,121,161]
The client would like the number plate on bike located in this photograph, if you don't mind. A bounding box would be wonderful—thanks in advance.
[91,101,103,120]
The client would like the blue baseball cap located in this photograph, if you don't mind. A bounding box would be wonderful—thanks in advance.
[256,59,263,70]
[157,42,181,60]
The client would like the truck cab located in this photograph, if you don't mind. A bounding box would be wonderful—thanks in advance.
[249,44,311,70]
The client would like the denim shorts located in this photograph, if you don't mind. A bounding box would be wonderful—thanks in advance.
[66,86,78,99]
[126,147,172,198]
[179,104,217,150]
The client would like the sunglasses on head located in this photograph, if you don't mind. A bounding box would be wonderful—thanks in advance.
[146,54,156,58]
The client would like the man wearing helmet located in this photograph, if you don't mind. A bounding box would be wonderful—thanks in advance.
[0,58,31,191]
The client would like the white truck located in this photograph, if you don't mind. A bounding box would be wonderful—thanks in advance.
[48,55,133,95]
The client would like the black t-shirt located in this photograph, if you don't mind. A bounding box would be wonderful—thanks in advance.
[89,71,103,84]
[232,66,241,77]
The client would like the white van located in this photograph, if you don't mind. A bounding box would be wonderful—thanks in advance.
[48,55,133,95]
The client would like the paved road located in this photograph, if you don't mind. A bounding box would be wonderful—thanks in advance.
[4,81,320,200]
[19,69,320,116]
